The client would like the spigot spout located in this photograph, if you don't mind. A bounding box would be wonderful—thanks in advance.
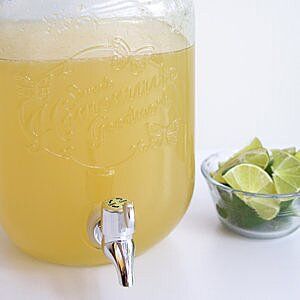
[91,198,136,288]
[104,240,135,287]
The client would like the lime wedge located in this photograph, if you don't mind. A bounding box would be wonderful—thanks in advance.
[243,198,280,221]
[271,148,296,158]
[212,138,266,183]
[271,150,290,170]
[223,164,279,220]
[273,174,297,194]
[272,151,300,194]
[295,151,300,161]
[232,137,263,157]
[224,164,276,194]
[242,149,270,169]
[282,147,296,155]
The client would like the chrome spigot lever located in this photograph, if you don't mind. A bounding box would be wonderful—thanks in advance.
[104,239,135,287]
[92,198,135,287]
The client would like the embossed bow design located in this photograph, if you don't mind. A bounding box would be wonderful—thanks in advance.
[147,119,180,146]
[111,37,155,75]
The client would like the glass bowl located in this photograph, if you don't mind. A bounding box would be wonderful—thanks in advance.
[201,151,300,239]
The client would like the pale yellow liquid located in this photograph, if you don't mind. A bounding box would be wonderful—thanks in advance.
[0,19,194,265]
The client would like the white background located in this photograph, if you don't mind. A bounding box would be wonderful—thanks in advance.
[195,0,300,151]
[0,1,300,300]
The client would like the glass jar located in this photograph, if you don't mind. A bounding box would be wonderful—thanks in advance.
[0,0,195,267]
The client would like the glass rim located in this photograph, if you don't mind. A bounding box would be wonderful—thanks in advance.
[201,151,300,199]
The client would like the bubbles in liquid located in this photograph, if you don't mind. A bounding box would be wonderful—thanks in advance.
[0,18,190,61]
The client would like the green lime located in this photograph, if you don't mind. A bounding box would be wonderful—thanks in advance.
[223,163,276,194]
[212,138,266,183]
[282,147,296,155]
[272,151,300,194]
[230,137,263,157]
[242,148,270,169]
[273,174,297,194]
[244,198,280,221]
[223,164,279,220]
[271,150,289,170]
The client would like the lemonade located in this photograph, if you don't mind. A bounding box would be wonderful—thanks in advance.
[0,19,195,265]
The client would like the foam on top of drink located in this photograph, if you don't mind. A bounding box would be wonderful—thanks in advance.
[0,18,190,61]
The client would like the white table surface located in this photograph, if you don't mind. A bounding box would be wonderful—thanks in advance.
[0,150,300,300]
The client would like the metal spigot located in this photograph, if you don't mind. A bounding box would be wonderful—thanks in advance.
[92,198,135,287]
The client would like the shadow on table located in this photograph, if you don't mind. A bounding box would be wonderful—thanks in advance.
[0,228,115,299]
[0,227,189,300]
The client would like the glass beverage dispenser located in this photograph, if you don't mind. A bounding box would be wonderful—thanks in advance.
[0,0,195,287]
